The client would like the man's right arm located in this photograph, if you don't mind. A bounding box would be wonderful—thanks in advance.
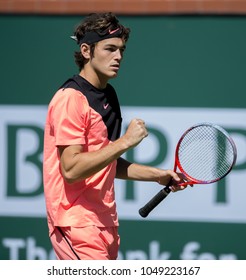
[59,118,148,183]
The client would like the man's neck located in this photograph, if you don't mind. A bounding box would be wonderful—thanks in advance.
[79,69,108,90]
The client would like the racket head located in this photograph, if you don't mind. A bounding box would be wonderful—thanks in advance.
[174,122,237,185]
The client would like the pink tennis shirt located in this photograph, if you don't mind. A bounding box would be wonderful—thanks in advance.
[43,77,121,236]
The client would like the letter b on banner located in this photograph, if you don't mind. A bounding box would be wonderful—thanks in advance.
[7,125,44,197]
[0,106,46,216]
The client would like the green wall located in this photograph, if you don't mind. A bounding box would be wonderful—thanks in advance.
[1,15,246,107]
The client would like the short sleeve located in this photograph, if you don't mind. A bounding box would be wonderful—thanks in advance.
[49,88,89,146]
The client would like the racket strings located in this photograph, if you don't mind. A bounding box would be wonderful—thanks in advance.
[178,126,235,183]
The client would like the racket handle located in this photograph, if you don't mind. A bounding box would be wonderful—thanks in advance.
[139,186,171,218]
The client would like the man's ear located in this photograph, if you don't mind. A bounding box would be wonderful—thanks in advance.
[80,43,91,59]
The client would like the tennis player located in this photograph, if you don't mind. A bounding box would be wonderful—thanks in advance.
[43,12,187,260]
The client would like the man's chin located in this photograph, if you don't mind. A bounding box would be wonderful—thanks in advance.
[109,72,119,79]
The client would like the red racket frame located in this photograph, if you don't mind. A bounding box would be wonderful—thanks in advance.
[139,123,237,218]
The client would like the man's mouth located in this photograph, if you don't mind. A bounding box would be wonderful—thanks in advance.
[111,64,120,70]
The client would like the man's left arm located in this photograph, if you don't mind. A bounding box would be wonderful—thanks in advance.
[116,157,187,191]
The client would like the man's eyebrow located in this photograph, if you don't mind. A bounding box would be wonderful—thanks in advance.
[104,43,126,50]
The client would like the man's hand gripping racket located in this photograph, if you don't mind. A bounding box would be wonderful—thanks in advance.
[139,123,237,218]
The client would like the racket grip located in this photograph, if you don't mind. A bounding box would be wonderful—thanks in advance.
[139,186,171,218]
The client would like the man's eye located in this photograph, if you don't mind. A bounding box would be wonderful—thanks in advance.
[106,48,115,52]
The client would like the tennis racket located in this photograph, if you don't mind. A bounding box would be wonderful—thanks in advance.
[139,122,237,218]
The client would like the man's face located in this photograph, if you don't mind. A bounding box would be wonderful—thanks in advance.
[90,37,126,80]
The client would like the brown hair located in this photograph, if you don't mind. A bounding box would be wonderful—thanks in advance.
[73,12,130,70]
